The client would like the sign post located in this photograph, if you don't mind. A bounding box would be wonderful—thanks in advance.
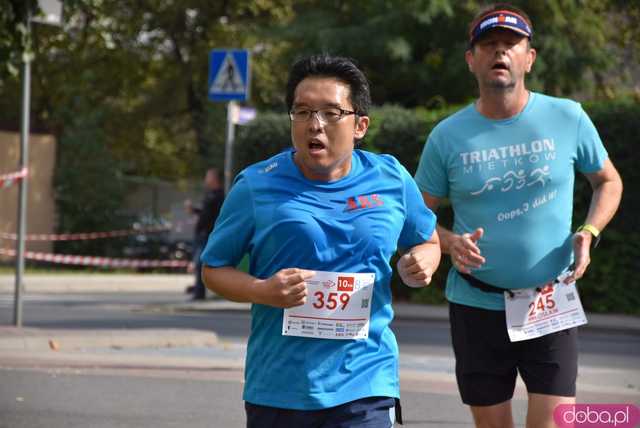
[208,49,250,193]
[224,101,236,195]
[14,6,32,327]
[14,0,63,327]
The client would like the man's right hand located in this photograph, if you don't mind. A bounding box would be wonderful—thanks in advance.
[450,228,486,274]
[253,268,315,308]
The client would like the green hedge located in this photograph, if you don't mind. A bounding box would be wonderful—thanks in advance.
[574,100,640,314]
[232,100,638,314]
[234,112,291,172]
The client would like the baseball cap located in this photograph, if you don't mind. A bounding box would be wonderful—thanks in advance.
[469,9,533,46]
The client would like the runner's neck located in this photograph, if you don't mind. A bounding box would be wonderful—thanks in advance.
[476,87,530,120]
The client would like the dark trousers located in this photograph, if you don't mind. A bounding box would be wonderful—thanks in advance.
[192,234,208,299]
[245,397,397,428]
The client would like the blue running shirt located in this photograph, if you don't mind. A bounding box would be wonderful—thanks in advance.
[415,92,607,310]
[201,149,436,409]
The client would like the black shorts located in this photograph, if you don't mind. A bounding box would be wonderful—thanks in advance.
[245,396,397,428]
[449,302,578,406]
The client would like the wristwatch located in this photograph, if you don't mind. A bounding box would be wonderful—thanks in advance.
[576,224,601,249]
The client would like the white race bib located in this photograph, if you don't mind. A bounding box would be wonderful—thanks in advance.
[505,274,587,342]
[282,271,375,340]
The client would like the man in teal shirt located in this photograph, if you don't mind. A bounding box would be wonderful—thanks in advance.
[415,3,622,427]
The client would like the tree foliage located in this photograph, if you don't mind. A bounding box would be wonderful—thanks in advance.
[1,1,638,260]
[280,0,638,106]
[1,0,638,180]
[53,97,130,257]
[1,0,296,177]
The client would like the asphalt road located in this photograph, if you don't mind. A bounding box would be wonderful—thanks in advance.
[0,292,638,428]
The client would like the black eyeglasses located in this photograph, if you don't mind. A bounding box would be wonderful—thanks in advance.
[289,107,357,123]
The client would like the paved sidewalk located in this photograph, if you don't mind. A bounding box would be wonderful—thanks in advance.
[0,273,190,293]
[1,273,639,352]
[0,327,218,351]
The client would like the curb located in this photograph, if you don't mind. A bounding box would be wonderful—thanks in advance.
[0,327,218,351]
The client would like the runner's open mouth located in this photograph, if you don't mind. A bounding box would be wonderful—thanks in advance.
[309,141,326,150]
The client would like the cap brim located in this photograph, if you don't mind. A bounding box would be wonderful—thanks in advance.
[492,24,530,37]
[471,25,531,45]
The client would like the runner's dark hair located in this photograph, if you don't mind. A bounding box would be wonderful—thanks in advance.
[285,55,371,116]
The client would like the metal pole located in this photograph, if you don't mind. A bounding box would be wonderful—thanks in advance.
[14,6,32,327]
[223,101,236,194]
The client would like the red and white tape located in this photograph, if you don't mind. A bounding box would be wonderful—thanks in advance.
[0,224,172,241]
[0,248,189,269]
[0,168,28,188]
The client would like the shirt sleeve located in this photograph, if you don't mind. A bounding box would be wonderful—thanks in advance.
[414,132,449,197]
[575,107,608,173]
[398,165,437,249]
[200,174,254,268]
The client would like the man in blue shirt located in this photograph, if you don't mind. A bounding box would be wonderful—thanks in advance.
[415,3,622,428]
[201,55,441,427]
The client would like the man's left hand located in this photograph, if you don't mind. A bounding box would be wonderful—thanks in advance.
[565,231,592,283]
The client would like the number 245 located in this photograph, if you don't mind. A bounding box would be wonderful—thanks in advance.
[528,295,555,316]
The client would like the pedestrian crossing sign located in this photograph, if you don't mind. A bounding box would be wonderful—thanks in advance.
[208,49,250,102]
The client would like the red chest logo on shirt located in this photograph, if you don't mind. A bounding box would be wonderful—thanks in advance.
[337,276,354,292]
[345,194,384,211]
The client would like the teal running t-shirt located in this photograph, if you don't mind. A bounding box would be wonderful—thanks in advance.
[414,92,607,310]
[202,149,436,410]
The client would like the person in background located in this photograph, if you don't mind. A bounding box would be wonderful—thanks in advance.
[184,168,224,300]
[414,3,622,427]
[200,54,441,427]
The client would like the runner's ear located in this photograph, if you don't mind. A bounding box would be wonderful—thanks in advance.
[354,115,369,140]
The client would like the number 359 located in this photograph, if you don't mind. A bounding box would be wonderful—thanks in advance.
[312,291,350,310]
